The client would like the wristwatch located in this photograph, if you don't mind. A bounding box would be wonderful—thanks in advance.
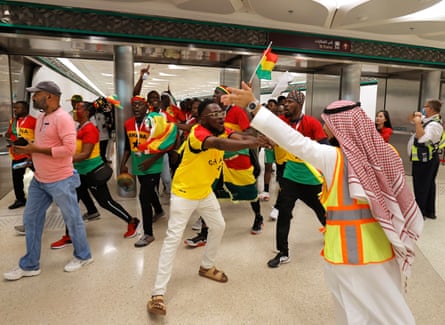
[246,100,260,113]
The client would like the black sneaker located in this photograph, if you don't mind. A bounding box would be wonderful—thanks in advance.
[267,252,291,268]
[251,215,263,235]
[8,200,26,209]
[184,232,207,247]
[82,212,100,223]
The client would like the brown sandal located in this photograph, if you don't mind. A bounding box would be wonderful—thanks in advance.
[198,266,228,283]
[147,295,166,315]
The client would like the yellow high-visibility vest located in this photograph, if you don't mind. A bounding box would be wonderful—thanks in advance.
[321,148,394,265]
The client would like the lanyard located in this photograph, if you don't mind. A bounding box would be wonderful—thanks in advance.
[134,119,144,145]
[290,114,304,130]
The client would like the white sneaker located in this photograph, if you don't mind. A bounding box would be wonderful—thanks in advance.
[259,192,270,201]
[4,266,40,281]
[269,208,279,221]
[64,257,94,272]
[192,217,202,231]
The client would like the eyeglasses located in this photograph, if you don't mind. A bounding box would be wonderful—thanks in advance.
[205,111,226,118]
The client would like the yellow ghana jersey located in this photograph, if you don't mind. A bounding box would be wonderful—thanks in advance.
[172,124,232,200]
[74,121,103,175]
[273,143,324,185]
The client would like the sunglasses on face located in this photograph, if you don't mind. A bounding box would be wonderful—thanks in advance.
[205,111,226,118]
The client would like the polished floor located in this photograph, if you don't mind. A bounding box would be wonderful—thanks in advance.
[1,160,445,324]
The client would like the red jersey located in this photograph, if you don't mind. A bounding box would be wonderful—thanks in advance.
[7,115,37,160]
[378,126,393,142]
[162,105,186,123]
[279,114,326,140]
[224,105,250,132]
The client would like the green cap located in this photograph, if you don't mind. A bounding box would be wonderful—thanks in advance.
[71,94,83,102]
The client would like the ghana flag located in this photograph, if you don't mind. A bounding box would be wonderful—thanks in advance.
[256,47,278,80]
[137,112,178,154]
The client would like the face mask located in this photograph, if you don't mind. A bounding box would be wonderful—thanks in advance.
[420,107,426,116]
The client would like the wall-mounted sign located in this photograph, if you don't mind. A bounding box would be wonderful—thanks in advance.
[269,32,351,53]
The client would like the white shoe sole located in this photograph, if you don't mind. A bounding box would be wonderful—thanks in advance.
[4,268,41,281]
[64,258,94,272]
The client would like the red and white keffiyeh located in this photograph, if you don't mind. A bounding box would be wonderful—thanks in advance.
[322,100,423,277]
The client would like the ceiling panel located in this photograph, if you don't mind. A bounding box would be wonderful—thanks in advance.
[3,0,445,100]
[9,0,445,48]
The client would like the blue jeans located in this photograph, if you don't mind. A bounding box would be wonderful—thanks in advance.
[19,173,91,271]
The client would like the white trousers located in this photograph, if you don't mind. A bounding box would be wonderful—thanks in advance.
[160,153,171,193]
[324,259,415,325]
[152,192,226,296]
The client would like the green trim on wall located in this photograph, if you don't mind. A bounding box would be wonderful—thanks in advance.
[271,46,445,68]
[360,80,378,86]
[1,0,445,67]
[1,22,251,49]
[2,1,441,50]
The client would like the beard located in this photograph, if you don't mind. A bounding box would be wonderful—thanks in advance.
[205,124,225,136]
[33,98,48,112]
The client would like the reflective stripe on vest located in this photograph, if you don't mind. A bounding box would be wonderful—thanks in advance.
[321,148,394,265]
[411,116,442,161]
[411,142,436,162]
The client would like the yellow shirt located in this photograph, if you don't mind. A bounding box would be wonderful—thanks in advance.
[172,124,230,200]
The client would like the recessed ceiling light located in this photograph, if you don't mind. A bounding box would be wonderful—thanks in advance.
[159,72,177,77]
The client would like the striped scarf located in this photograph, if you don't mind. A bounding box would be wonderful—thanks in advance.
[322,100,423,277]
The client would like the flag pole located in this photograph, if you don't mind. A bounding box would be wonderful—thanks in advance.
[248,41,273,84]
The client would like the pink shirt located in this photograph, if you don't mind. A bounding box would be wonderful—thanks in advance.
[32,107,76,183]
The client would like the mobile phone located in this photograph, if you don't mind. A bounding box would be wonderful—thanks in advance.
[13,137,28,146]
